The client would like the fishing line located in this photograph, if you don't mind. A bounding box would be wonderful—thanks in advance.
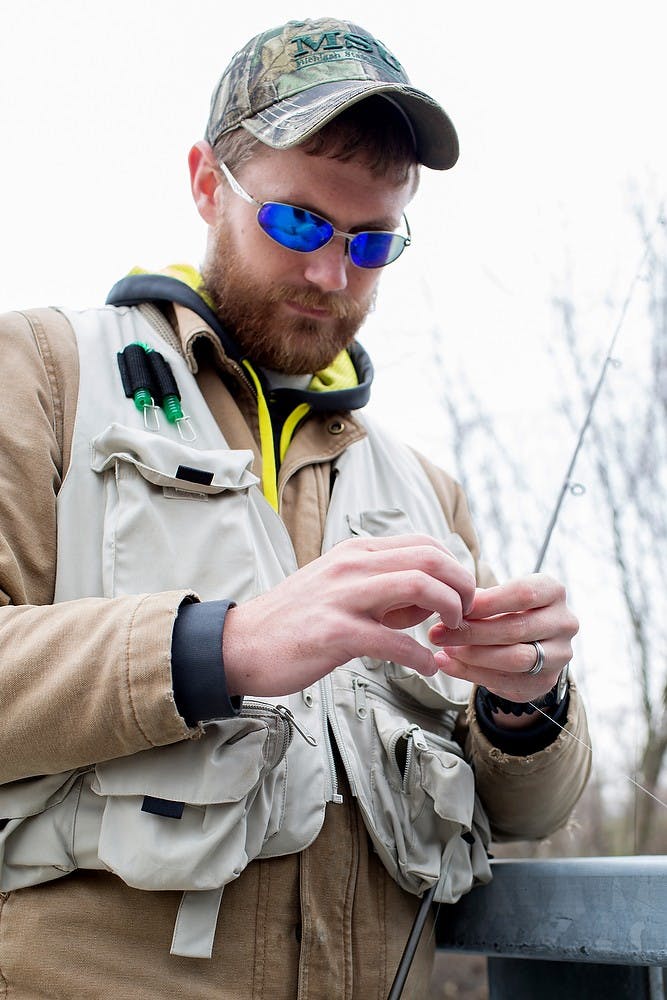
[526,701,667,813]
[624,777,667,813]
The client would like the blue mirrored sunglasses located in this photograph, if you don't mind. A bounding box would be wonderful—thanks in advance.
[219,161,411,269]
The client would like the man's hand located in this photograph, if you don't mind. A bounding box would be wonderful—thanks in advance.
[223,534,477,697]
[428,574,578,715]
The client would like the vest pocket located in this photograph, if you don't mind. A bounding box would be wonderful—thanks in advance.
[364,701,490,903]
[90,423,261,601]
[0,770,88,890]
[92,710,293,891]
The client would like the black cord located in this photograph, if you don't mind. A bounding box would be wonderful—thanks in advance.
[386,884,437,1000]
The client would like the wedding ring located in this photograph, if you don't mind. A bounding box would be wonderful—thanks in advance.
[526,640,546,676]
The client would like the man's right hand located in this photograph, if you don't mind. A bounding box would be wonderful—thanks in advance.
[222,534,476,697]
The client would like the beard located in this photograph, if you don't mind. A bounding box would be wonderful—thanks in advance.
[201,222,374,375]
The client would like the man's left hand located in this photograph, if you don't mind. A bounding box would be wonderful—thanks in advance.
[428,574,578,710]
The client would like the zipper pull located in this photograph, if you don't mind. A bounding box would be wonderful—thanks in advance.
[353,677,369,720]
[275,704,318,746]
[400,726,429,793]
[407,724,429,752]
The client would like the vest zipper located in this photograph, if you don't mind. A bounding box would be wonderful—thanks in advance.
[353,677,369,719]
[322,674,350,803]
[348,671,460,738]
[274,704,318,746]
[240,700,317,767]
[401,724,429,793]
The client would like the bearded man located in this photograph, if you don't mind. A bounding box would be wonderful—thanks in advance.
[0,17,590,999]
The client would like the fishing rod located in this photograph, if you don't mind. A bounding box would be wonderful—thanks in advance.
[533,235,654,575]
[386,224,659,1000]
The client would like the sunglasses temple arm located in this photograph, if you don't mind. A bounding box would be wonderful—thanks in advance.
[218,161,262,208]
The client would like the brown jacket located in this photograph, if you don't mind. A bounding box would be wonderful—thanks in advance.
[0,303,591,999]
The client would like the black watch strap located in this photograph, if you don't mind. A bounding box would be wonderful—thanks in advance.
[479,665,570,718]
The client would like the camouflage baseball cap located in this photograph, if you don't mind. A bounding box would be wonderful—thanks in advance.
[205,18,458,170]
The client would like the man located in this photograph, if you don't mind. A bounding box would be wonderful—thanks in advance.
[0,17,590,999]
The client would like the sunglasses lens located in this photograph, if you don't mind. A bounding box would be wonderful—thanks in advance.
[257,203,333,253]
[349,232,407,269]
[257,201,408,268]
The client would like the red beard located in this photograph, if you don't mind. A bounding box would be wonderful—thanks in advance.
[202,225,373,374]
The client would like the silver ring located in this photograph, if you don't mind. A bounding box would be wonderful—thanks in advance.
[526,640,546,676]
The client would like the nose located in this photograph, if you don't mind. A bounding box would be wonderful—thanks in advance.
[302,236,349,293]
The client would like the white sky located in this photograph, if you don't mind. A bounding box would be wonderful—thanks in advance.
[2,1,667,812]
[3,2,664,433]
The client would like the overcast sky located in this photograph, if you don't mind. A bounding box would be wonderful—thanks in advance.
[2,1,666,807]
[3,1,664,435]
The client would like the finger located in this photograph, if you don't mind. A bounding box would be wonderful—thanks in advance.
[434,638,573,675]
[464,575,566,619]
[433,649,562,700]
[360,569,467,629]
[352,620,439,676]
[333,537,477,612]
[341,532,465,559]
[429,604,578,647]
[365,547,475,610]
[382,606,438,630]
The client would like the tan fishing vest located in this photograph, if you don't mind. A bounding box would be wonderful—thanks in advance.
[0,305,491,957]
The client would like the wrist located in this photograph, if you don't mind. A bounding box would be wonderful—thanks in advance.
[474,667,570,755]
[489,710,541,730]
[478,664,570,721]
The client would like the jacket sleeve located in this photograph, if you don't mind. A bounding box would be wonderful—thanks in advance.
[466,680,592,840]
[0,310,196,784]
[413,449,592,841]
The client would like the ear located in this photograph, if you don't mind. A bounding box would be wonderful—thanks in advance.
[188,140,222,225]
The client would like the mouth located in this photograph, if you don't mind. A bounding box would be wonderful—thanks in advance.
[284,299,334,320]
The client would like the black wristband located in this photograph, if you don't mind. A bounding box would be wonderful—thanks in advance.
[171,598,242,725]
[475,685,570,756]
[478,682,565,718]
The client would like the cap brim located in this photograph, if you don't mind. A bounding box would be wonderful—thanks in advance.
[240,79,459,170]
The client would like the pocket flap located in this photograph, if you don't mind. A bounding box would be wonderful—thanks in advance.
[91,423,259,493]
[372,706,474,829]
[93,719,271,805]
[0,770,81,821]
[347,508,416,537]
